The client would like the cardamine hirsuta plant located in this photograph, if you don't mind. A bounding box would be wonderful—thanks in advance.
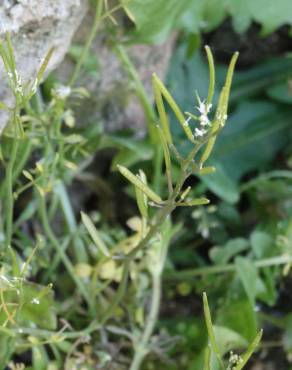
[115,47,262,369]
[0,25,262,369]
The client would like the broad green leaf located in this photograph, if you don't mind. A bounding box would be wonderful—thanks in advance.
[267,80,292,104]
[125,0,192,43]
[250,231,274,259]
[235,257,257,306]
[200,162,239,204]
[213,325,248,355]
[209,238,249,265]
[217,298,257,342]
[1,282,57,330]
[248,0,292,35]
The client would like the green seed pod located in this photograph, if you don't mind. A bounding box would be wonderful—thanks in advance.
[178,198,210,206]
[205,46,215,106]
[152,73,195,143]
[180,186,191,201]
[152,74,172,144]
[81,212,110,257]
[156,125,172,191]
[117,165,163,204]
[200,51,238,165]
[199,166,216,175]
[135,170,148,218]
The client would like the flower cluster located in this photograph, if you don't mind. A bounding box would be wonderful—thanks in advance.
[227,351,244,370]
[194,96,212,138]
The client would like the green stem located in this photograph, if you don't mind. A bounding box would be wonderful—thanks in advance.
[5,137,19,249]
[38,195,94,313]
[164,254,292,281]
[100,150,195,326]
[114,44,157,144]
[240,170,292,192]
[130,272,161,370]
[55,181,88,262]
[8,320,101,340]
[69,0,104,86]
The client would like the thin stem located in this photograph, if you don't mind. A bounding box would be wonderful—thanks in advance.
[240,170,292,192]
[114,44,157,144]
[69,0,104,86]
[9,320,101,340]
[100,148,196,328]
[38,195,94,313]
[164,254,292,281]
[55,181,88,263]
[5,136,19,249]
[130,273,161,370]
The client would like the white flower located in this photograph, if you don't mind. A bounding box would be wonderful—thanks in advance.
[199,114,210,126]
[197,98,212,116]
[55,85,71,99]
[196,95,212,129]
[194,127,206,137]
[31,298,40,305]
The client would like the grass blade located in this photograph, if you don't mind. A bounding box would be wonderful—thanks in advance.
[81,212,110,257]
[203,292,224,370]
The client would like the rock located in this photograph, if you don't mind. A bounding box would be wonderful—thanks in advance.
[0,0,88,132]
[56,11,176,134]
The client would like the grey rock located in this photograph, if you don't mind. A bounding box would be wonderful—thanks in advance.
[0,0,88,132]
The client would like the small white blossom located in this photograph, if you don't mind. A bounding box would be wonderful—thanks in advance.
[194,95,212,136]
[199,114,210,126]
[194,127,206,137]
[55,85,71,100]
[227,351,243,370]
[31,298,40,305]
[196,97,212,116]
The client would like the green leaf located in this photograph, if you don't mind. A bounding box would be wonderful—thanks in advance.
[235,257,257,306]
[1,282,57,330]
[250,231,274,259]
[200,162,239,204]
[267,80,292,104]
[125,0,192,43]
[210,238,249,265]
[217,298,257,342]
[248,0,292,35]
[213,325,248,355]
[203,292,224,369]
[81,212,110,257]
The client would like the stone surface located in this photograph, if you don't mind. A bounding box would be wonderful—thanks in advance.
[0,1,176,134]
[56,12,176,134]
[0,0,88,132]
